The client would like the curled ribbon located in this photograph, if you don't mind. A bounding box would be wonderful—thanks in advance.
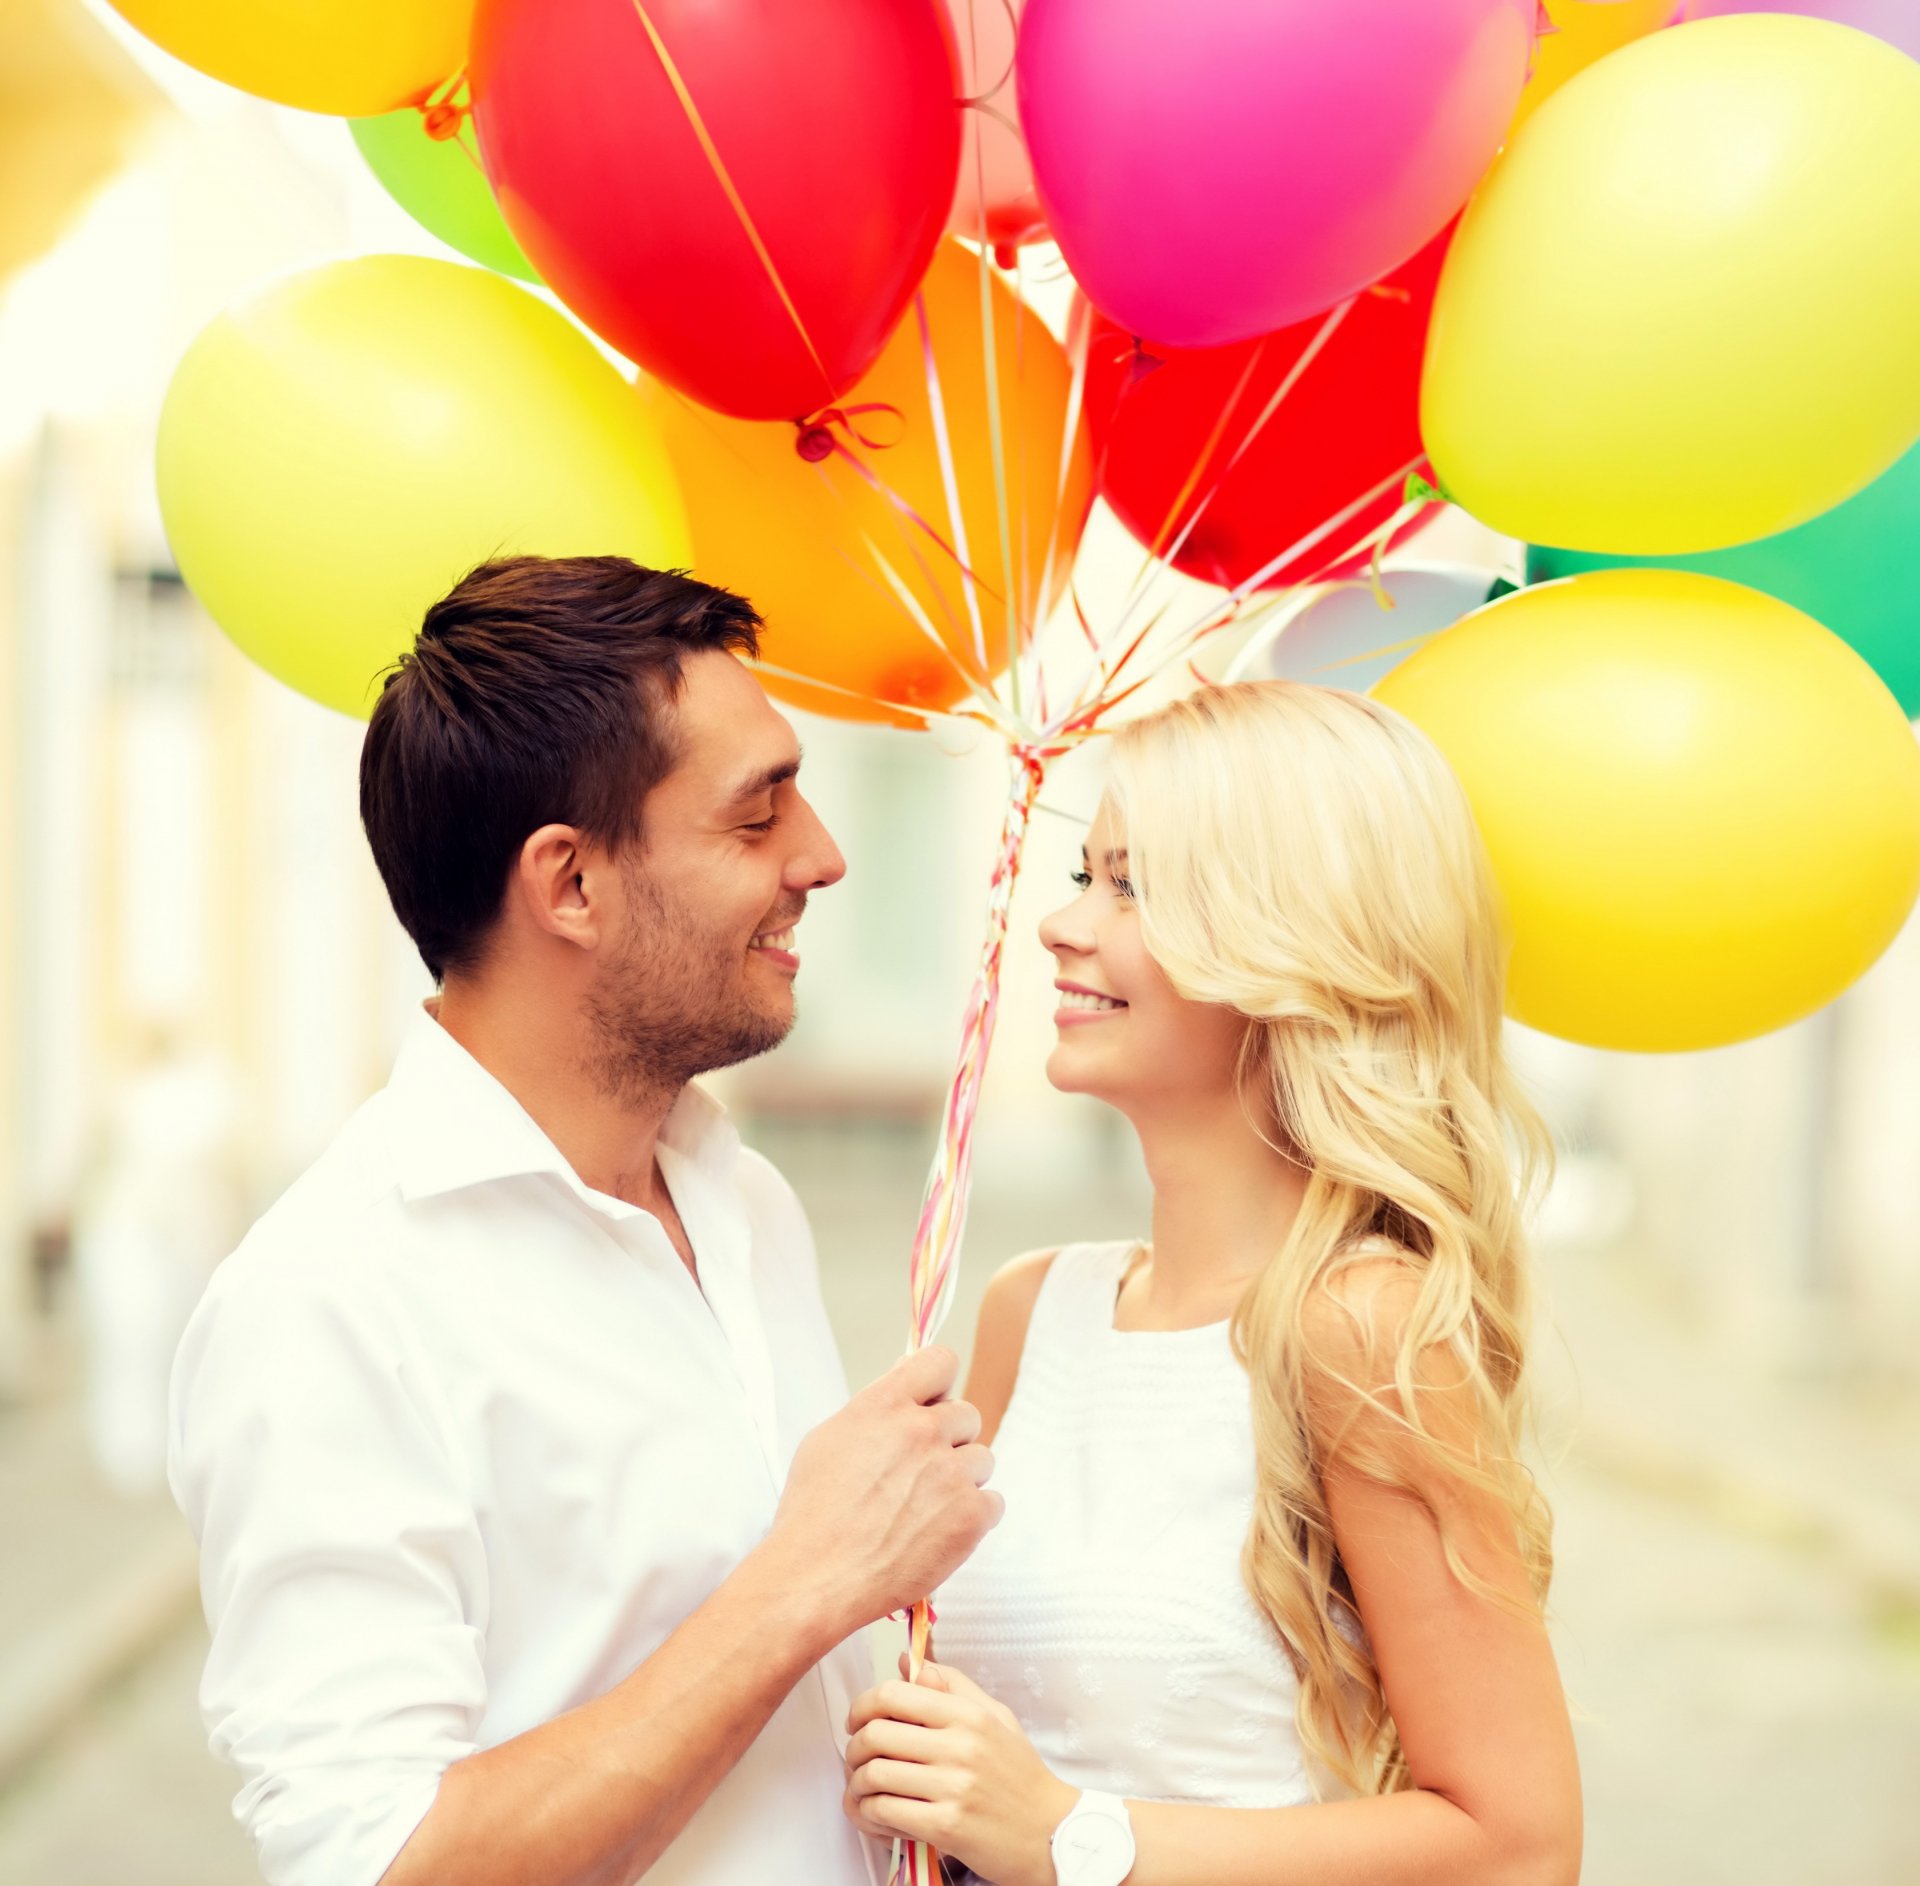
[793,402,907,462]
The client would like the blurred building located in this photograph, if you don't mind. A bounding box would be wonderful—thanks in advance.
[0,0,1914,1485]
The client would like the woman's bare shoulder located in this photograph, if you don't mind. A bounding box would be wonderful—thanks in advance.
[964,1248,1062,1443]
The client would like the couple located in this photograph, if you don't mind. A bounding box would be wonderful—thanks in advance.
[169,556,1580,1886]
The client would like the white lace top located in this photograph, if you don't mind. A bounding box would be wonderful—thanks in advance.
[935,1241,1349,1811]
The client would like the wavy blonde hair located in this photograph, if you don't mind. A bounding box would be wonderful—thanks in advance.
[1104,679,1554,1797]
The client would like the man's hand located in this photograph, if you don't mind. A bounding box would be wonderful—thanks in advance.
[766,1345,1001,1635]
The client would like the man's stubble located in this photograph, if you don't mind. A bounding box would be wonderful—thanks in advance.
[582,866,794,1110]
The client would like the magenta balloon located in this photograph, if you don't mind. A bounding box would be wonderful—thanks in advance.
[1683,0,1920,60]
[1017,0,1534,348]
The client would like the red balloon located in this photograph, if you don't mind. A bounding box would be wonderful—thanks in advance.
[471,0,961,422]
[1081,223,1455,593]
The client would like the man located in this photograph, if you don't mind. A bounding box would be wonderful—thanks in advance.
[169,557,999,1886]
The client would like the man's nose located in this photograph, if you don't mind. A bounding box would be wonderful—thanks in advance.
[788,794,847,890]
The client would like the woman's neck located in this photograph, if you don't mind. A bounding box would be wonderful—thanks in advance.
[1126,1091,1309,1327]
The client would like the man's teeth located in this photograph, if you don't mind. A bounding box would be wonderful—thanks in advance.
[750,928,796,952]
[1060,989,1125,1012]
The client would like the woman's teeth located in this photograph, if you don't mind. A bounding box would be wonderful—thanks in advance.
[750,928,796,953]
[1060,989,1126,1012]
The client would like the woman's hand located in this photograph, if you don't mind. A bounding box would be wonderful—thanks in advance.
[844,1660,1078,1886]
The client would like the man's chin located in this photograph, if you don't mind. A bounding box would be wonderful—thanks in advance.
[704,997,795,1074]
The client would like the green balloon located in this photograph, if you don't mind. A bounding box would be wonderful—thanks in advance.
[350,110,540,285]
[1528,443,1920,717]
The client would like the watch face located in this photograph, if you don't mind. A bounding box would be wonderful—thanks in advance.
[1055,1808,1135,1884]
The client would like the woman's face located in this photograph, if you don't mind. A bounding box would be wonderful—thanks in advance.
[1039,798,1248,1115]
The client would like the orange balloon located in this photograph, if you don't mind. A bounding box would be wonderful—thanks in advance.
[647,242,1094,725]
[1510,0,1675,133]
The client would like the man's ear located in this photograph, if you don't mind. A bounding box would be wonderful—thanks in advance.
[512,823,601,951]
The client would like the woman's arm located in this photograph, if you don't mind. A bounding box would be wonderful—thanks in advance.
[1124,1260,1581,1885]
[846,1258,1582,1886]
[963,1248,1058,1443]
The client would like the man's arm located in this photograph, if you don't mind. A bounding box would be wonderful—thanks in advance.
[378,1341,992,1886]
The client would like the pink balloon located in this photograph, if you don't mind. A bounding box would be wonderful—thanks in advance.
[1682,0,1920,60]
[946,0,1048,255]
[1017,0,1535,348]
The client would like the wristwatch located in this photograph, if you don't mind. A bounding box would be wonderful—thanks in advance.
[1049,1789,1137,1886]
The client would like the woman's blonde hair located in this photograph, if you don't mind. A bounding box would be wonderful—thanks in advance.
[1104,679,1554,1797]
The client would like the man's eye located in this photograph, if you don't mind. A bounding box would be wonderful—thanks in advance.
[743,815,780,834]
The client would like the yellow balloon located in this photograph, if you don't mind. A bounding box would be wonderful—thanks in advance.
[1374,569,1920,1052]
[1424,15,1920,555]
[645,241,1094,726]
[1509,0,1675,134]
[158,256,689,718]
[108,0,473,115]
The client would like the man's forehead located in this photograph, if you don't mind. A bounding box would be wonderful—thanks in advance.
[666,649,800,799]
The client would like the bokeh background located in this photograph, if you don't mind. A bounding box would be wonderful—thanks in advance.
[1,4,1917,1882]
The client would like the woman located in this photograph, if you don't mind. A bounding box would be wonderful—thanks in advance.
[843,682,1581,1886]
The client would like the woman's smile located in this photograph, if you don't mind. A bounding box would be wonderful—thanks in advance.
[1054,979,1128,1025]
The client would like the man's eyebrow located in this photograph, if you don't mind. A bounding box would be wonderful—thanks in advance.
[721,752,802,809]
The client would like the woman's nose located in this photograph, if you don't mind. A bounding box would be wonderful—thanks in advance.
[1038,901,1090,956]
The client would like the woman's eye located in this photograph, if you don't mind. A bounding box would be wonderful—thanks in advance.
[1069,869,1093,889]
[1113,876,1135,899]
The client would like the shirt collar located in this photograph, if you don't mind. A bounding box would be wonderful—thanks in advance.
[386,1006,740,1215]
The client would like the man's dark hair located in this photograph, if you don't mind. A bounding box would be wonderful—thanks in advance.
[360,556,761,982]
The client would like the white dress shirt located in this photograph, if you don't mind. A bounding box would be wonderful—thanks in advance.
[169,1010,879,1886]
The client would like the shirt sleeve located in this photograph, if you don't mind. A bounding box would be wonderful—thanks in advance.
[168,1242,490,1886]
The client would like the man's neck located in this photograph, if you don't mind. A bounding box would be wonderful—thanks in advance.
[430,981,681,1214]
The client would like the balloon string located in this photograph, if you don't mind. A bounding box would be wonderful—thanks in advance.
[1140,339,1270,565]
[655,384,996,704]
[970,230,1022,721]
[1008,252,1046,726]
[891,747,1048,1886]
[954,0,1022,107]
[914,291,994,674]
[819,428,1007,613]
[1011,257,1043,723]
[1106,295,1356,653]
[1081,457,1433,722]
[626,0,836,410]
[1030,294,1092,706]
[802,476,1018,715]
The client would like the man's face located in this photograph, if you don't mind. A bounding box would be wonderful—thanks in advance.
[583,650,846,1100]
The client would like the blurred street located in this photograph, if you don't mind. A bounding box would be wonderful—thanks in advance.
[2,1132,1917,1886]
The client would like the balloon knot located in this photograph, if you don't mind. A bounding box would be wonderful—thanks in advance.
[421,101,468,141]
[992,242,1019,271]
[794,403,907,460]
[1125,337,1166,388]
[1535,2,1561,39]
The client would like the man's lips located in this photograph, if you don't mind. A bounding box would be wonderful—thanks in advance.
[749,922,800,970]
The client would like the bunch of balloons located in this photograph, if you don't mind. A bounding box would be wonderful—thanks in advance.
[138,0,1920,1067]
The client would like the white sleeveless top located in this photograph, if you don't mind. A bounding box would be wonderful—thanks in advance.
[935,1241,1349,1811]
